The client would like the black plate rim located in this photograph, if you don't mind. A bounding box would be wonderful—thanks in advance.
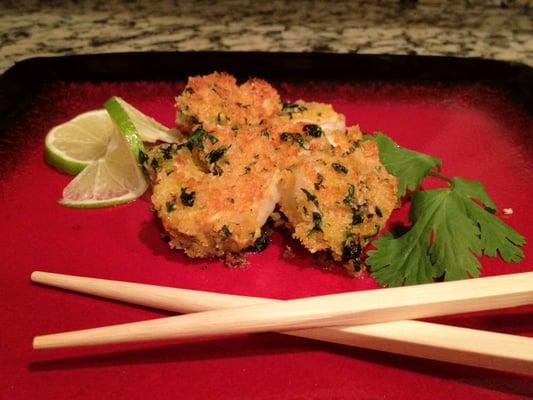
[1,51,531,129]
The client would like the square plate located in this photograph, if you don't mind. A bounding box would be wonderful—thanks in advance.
[1,52,532,399]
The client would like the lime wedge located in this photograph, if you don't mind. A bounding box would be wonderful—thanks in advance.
[104,97,182,150]
[60,128,148,208]
[45,110,114,175]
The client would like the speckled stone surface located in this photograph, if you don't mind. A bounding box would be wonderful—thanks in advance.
[0,0,532,74]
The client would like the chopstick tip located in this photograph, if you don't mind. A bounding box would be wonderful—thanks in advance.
[30,271,43,282]
[32,336,43,350]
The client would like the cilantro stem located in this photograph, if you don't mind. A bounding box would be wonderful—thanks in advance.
[429,171,453,186]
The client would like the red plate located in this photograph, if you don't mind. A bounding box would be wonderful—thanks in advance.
[1,53,532,399]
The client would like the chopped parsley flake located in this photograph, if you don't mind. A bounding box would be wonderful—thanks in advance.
[332,163,348,174]
[342,240,362,271]
[303,124,323,138]
[301,188,319,207]
[221,225,232,239]
[314,174,324,190]
[311,212,323,232]
[351,209,364,225]
[139,150,148,164]
[180,187,196,207]
[150,158,160,171]
[166,196,177,212]
[247,229,271,252]
[161,145,175,160]
[206,146,230,164]
[343,184,355,207]
[186,127,218,150]
[279,132,305,148]
[293,133,304,147]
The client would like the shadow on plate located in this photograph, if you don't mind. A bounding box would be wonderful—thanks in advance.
[28,331,532,396]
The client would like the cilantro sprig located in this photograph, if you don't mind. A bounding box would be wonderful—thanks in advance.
[366,132,442,198]
[365,132,525,287]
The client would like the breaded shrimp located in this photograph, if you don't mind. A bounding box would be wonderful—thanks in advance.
[278,134,398,273]
[265,100,352,170]
[147,129,280,258]
[175,72,281,134]
[151,71,398,273]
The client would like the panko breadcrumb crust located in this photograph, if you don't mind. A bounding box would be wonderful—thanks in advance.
[146,72,398,273]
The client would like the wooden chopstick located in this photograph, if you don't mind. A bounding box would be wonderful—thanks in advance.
[32,271,533,375]
[33,271,533,348]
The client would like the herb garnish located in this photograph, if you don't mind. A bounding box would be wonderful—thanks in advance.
[280,132,305,148]
[351,208,364,225]
[365,132,525,287]
[332,163,348,174]
[150,158,160,171]
[160,144,177,160]
[206,146,230,164]
[166,196,177,212]
[293,133,304,147]
[221,225,232,239]
[314,174,324,190]
[180,187,196,207]
[186,126,218,150]
[301,188,319,207]
[280,103,308,119]
[139,150,149,165]
[366,132,441,198]
[343,184,355,207]
[311,212,323,232]
[303,124,323,138]
[247,229,271,252]
[342,240,361,272]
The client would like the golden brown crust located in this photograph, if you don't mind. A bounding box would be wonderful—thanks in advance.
[151,72,398,272]
[148,129,280,258]
[175,72,281,134]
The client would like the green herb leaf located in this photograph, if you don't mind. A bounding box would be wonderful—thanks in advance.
[314,173,324,190]
[221,225,232,239]
[303,124,323,138]
[311,211,323,232]
[166,195,177,213]
[301,188,319,207]
[367,182,525,287]
[448,177,524,261]
[451,177,496,211]
[206,146,230,164]
[186,127,218,150]
[368,132,442,198]
[343,184,355,207]
[180,187,196,207]
[331,163,348,174]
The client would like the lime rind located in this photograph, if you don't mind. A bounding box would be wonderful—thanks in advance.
[44,109,113,175]
[104,97,146,163]
[51,97,175,208]
[59,130,148,208]
[59,191,143,208]
[112,97,183,144]
[44,138,90,175]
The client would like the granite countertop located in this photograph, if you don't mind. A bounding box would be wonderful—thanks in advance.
[0,0,532,75]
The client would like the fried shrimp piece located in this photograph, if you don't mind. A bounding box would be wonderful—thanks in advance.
[278,136,398,273]
[265,100,352,170]
[147,130,280,258]
[278,100,346,138]
[175,72,281,133]
[152,71,398,273]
